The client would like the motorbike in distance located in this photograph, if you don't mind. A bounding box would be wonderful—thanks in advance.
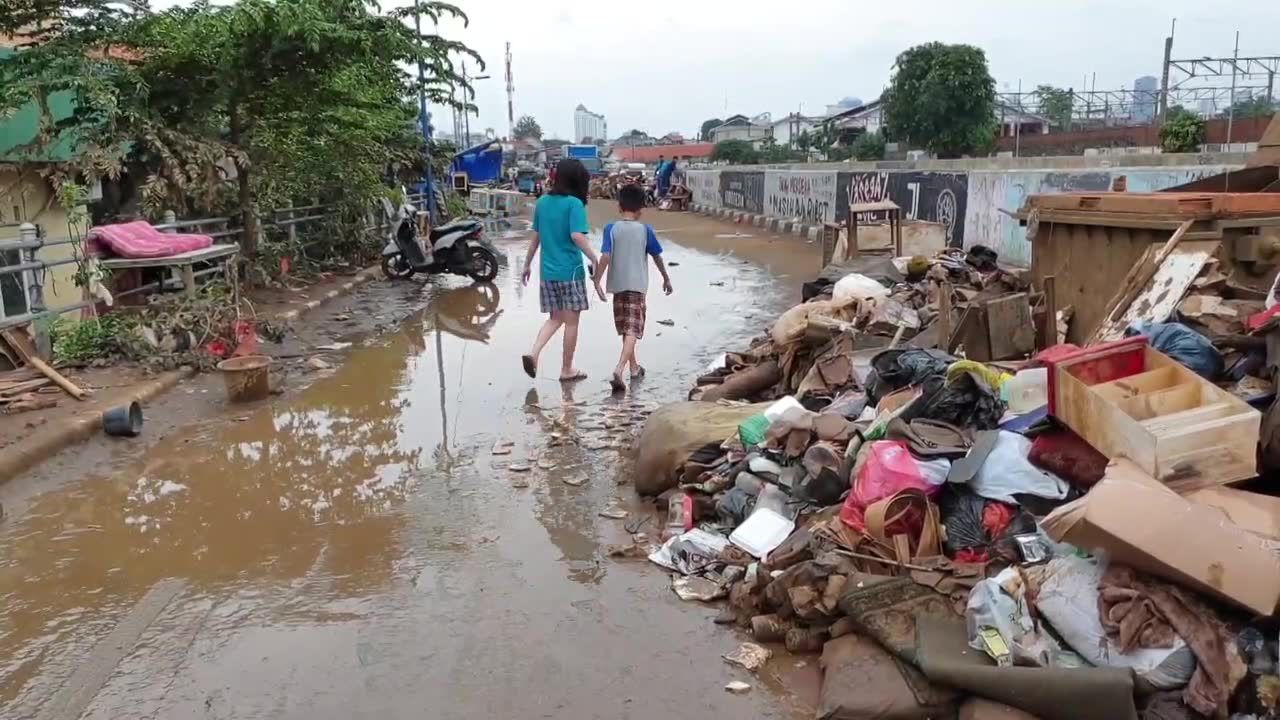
[380,195,499,283]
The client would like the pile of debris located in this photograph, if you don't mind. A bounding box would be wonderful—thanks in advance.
[628,238,1280,719]
[0,327,88,414]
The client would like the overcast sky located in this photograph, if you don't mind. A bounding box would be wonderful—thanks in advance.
[154,0,1279,141]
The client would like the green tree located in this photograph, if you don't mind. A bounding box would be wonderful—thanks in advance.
[513,114,541,140]
[1034,85,1073,131]
[1220,96,1276,120]
[2,0,480,262]
[850,130,885,161]
[1160,106,1206,153]
[711,139,758,165]
[882,42,997,158]
[699,117,722,141]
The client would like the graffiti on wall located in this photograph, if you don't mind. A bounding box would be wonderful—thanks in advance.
[688,170,721,207]
[961,166,1236,267]
[836,171,969,247]
[763,170,838,224]
[719,171,765,214]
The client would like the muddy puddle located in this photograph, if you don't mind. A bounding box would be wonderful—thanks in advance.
[0,228,815,719]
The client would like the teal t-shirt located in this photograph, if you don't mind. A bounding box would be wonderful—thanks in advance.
[533,194,589,281]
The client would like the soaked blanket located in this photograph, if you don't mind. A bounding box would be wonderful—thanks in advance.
[1099,565,1247,717]
[88,221,213,259]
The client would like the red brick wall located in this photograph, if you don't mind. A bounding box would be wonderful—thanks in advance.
[995,116,1273,156]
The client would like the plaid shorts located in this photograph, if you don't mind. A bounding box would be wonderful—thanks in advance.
[612,291,647,338]
[540,277,589,313]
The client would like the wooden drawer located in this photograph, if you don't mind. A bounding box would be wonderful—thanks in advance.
[1048,339,1261,492]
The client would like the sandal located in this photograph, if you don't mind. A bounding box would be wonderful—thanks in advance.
[559,370,587,382]
[630,366,646,380]
[521,354,537,379]
[609,372,626,394]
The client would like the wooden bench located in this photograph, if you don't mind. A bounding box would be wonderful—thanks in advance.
[99,244,240,301]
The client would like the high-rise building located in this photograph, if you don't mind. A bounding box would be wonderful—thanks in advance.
[1133,76,1159,123]
[574,104,607,143]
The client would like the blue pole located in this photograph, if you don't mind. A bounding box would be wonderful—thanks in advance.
[413,0,438,223]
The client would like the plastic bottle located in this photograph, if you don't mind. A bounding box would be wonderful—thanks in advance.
[663,491,694,541]
[1001,367,1048,413]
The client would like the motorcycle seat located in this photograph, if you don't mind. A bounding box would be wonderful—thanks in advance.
[430,218,480,240]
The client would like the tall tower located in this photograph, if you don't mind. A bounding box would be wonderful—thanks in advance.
[505,41,514,140]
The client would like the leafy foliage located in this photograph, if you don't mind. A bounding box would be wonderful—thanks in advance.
[757,139,804,164]
[882,42,996,158]
[699,117,722,141]
[513,114,542,140]
[711,139,757,165]
[1219,96,1277,120]
[51,313,141,365]
[1,0,480,269]
[850,130,886,161]
[1035,85,1073,131]
[1160,106,1206,153]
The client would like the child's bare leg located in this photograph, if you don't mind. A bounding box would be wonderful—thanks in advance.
[622,335,641,376]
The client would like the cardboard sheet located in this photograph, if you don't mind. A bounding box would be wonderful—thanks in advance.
[1186,486,1280,541]
[1041,459,1280,616]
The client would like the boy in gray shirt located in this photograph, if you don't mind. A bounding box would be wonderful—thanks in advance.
[593,184,674,393]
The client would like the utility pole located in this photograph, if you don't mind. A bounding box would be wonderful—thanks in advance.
[1014,79,1022,158]
[1158,18,1175,127]
[411,0,437,222]
[462,62,471,146]
[1227,30,1240,146]
[505,42,515,141]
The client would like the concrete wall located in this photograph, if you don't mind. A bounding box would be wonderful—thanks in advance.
[687,155,1245,267]
[0,168,83,318]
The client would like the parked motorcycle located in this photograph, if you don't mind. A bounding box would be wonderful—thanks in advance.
[380,196,499,283]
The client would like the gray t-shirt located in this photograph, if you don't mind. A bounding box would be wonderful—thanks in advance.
[602,219,663,294]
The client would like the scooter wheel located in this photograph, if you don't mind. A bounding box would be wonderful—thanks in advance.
[466,246,499,283]
[381,254,415,279]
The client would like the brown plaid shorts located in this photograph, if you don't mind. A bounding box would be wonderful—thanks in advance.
[612,291,647,338]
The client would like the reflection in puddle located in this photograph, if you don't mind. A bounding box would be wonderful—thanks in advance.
[0,237,787,716]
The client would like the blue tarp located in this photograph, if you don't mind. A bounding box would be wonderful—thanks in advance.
[450,140,503,185]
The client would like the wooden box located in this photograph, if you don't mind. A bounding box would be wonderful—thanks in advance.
[1047,338,1261,492]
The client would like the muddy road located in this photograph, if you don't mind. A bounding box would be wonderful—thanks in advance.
[0,206,821,720]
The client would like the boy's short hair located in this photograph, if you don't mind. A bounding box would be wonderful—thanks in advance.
[617,184,645,212]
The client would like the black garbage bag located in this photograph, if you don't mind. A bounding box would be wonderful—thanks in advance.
[866,348,955,403]
[966,245,999,271]
[938,485,1036,560]
[1125,321,1223,380]
[913,370,1004,430]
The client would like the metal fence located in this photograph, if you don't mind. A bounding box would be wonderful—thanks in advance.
[0,185,525,335]
[0,196,421,333]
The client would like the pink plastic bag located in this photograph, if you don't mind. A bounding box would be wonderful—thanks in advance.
[839,440,948,532]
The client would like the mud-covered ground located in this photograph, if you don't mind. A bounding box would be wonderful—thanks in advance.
[0,206,823,720]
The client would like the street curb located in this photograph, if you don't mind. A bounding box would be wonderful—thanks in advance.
[273,265,383,323]
[0,367,195,485]
[689,204,820,242]
[0,266,383,485]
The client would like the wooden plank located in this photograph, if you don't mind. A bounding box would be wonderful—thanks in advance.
[1107,220,1194,324]
[1140,402,1235,433]
[0,329,87,401]
[1089,366,1178,402]
[97,244,238,269]
[1040,275,1057,349]
[985,293,1034,360]
[0,378,52,397]
[1114,382,1201,421]
[936,280,952,351]
[1091,240,1220,343]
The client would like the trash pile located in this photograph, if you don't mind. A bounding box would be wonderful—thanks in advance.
[629,245,1280,720]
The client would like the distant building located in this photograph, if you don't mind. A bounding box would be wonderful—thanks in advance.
[822,100,883,144]
[708,114,772,147]
[574,104,607,143]
[1133,76,1158,123]
[995,103,1049,137]
[611,143,714,166]
[824,96,863,118]
[771,113,822,147]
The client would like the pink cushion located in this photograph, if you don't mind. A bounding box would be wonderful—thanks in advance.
[87,221,214,259]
